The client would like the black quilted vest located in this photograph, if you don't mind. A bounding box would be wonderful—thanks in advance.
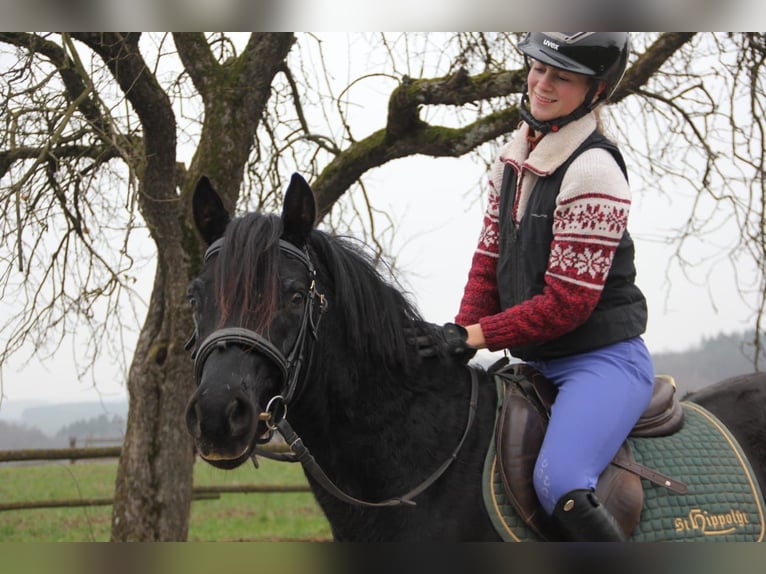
[496,130,647,361]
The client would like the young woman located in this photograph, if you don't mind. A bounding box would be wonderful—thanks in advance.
[421,32,654,541]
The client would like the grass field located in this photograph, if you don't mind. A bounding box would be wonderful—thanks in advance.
[0,458,332,542]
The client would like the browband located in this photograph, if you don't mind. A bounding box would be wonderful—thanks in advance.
[204,237,312,270]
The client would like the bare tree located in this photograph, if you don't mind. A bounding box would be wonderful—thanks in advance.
[2,32,762,541]
[610,33,766,364]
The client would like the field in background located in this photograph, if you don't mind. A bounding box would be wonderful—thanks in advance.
[0,458,331,542]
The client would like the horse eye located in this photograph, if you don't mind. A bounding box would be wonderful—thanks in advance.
[289,292,305,307]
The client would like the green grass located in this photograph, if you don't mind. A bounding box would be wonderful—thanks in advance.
[0,458,331,542]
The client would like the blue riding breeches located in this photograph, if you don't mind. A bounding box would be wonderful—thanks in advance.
[528,336,655,515]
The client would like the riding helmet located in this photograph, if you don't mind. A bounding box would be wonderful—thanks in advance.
[518,32,631,101]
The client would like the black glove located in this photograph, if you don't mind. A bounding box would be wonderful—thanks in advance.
[407,322,476,362]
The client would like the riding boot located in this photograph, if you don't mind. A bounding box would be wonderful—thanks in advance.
[552,489,627,542]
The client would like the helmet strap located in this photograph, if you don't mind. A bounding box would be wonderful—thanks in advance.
[520,81,602,135]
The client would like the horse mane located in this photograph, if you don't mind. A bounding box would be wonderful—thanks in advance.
[214,210,425,373]
[307,229,425,373]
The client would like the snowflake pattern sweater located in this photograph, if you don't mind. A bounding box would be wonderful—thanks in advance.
[455,114,632,353]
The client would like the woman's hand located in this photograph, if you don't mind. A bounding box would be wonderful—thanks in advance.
[406,322,477,363]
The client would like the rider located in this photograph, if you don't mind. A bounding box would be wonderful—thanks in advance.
[420,32,655,541]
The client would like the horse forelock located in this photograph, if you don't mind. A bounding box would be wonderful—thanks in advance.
[215,213,282,333]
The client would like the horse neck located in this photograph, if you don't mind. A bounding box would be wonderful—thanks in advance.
[292,332,473,476]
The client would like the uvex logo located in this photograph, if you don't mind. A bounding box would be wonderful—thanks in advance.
[543,38,559,51]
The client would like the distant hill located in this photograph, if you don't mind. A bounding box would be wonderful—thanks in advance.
[0,420,66,450]
[0,399,48,422]
[15,400,128,437]
[652,330,762,397]
[56,413,125,441]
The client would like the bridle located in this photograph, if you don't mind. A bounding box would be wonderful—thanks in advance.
[187,235,479,508]
[190,236,326,432]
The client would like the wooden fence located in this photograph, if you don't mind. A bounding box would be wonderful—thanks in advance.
[0,445,122,464]
[0,444,310,512]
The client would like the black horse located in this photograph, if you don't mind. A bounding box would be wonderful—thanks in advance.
[185,173,766,541]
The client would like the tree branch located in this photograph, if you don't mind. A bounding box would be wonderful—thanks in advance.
[71,32,178,235]
[173,33,219,100]
[312,106,520,219]
[281,61,340,156]
[0,143,124,179]
[0,32,113,138]
[613,32,697,101]
[182,33,295,209]
[386,68,526,139]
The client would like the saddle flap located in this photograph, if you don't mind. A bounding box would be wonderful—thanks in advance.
[595,443,644,535]
[495,380,554,538]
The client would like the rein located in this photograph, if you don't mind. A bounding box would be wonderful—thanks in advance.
[277,368,480,508]
[191,236,480,508]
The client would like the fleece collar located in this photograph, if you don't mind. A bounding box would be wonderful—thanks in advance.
[502,113,598,177]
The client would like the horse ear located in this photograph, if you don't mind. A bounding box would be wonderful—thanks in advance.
[193,176,230,246]
[281,173,316,247]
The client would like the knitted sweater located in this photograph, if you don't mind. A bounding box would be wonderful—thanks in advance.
[455,113,633,353]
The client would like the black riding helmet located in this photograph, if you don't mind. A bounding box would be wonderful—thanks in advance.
[517,32,630,134]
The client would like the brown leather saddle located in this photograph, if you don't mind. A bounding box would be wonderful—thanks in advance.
[493,361,686,540]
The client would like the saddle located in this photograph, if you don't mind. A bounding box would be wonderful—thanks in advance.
[493,361,686,540]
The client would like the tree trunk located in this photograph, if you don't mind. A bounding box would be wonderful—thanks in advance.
[110,249,197,540]
[106,32,296,541]
[71,32,195,541]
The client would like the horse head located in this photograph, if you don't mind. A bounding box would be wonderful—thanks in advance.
[184,173,322,469]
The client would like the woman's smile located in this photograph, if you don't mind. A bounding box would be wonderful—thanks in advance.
[527,60,592,122]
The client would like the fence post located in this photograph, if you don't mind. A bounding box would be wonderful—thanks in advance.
[69,437,76,464]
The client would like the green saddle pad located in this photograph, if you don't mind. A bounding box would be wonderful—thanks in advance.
[483,400,766,542]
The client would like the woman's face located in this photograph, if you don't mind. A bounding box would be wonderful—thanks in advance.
[526,60,596,122]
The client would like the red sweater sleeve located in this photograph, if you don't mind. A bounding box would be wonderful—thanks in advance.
[455,250,500,326]
[456,178,501,325]
[478,275,601,352]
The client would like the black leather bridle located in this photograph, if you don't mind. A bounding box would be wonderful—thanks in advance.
[190,236,326,431]
[187,236,479,508]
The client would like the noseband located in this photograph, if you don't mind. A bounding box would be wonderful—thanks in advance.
[191,236,326,427]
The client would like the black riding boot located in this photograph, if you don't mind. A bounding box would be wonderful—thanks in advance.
[552,489,627,542]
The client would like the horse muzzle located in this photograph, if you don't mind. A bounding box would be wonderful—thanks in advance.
[185,385,266,469]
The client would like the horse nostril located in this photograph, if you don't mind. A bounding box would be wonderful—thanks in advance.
[226,396,253,439]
